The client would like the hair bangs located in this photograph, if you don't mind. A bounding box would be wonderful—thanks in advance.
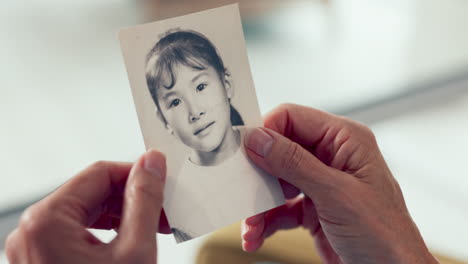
[149,46,209,92]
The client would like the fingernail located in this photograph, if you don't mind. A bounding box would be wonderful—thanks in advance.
[241,223,248,238]
[245,128,273,158]
[143,150,165,180]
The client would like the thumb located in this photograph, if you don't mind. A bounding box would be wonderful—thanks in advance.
[244,127,337,196]
[114,150,166,257]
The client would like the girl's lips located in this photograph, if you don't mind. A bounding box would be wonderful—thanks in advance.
[194,121,215,135]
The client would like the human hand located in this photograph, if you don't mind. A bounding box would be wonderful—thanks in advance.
[242,104,438,264]
[5,150,169,264]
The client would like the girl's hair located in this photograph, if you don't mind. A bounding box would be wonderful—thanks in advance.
[145,30,244,126]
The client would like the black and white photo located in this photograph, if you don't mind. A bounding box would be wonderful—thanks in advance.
[119,4,285,243]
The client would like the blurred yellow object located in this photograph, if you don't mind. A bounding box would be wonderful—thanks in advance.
[196,222,467,264]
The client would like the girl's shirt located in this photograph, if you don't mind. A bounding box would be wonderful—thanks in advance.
[165,127,285,243]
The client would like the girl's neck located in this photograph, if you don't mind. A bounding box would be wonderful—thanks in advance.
[190,127,240,166]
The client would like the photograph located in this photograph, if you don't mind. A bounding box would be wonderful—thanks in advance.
[119,4,285,243]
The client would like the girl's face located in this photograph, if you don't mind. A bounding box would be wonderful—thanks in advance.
[157,64,233,152]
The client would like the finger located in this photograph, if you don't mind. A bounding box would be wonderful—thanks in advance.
[242,197,303,242]
[45,161,133,226]
[157,209,171,234]
[241,217,265,241]
[90,215,113,230]
[244,127,341,196]
[5,229,22,263]
[242,197,316,252]
[114,150,166,250]
[109,213,171,235]
[262,104,376,170]
[279,179,301,199]
[262,103,342,146]
[90,215,120,230]
[262,196,307,238]
[94,195,171,234]
[244,212,264,226]
[242,237,264,252]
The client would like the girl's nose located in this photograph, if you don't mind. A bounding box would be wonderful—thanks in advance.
[189,109,205,122]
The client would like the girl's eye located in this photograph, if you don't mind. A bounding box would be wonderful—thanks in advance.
[169,99,181,108]
[196,83,207,92]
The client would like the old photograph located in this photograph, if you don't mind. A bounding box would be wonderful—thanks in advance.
[119,4,285,243]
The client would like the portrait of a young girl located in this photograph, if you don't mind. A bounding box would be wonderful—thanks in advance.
[145,29,284,242]
[119,5,284,243]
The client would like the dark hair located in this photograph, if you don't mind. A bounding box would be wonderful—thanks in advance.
[145,30,244,126]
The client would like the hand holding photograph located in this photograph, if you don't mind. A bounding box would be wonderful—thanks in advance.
[119,4,285,243]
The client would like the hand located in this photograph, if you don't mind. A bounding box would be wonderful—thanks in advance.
[242,104,438,264]
[5,150,169,264]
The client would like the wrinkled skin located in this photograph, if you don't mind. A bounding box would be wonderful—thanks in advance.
[6,150,169,264]
[241,104,438,264]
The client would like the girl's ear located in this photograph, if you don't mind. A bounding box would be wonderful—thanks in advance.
[166,125,175,136]
[155,108,175,136]
[223,70,234,100]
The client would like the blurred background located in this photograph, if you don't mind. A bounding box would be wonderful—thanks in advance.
[1,0,467,263]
